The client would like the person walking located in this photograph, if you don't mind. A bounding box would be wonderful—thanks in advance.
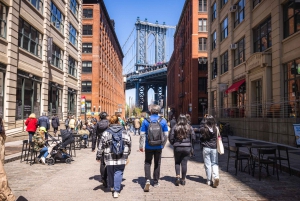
[69,116,76,131]
[199,115,220,188]
[51,114,60,137]
[169,114,195,186]
[133,117,141,136]
[170,116,177,129]
[139,104,169,192]
[0,117,16,201]
[91,118,98,152]
[25,113,38,141]
[96,115,131,198]
[65,116,70,130]
[76,117,83,131]
[32,127,49,165]
[37,112,50,140]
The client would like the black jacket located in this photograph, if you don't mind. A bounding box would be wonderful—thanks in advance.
[200,126,217,149]
[169,125,196,147]
[51,117,60,128]
[170,119,176,129]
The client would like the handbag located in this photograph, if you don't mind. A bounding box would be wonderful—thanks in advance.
[216,127,224,155]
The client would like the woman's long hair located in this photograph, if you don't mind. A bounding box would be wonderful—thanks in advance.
[202,115,217,139]
[174,114,190,141]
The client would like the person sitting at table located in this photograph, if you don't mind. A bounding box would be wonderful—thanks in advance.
[32,127,48,165]
[78,125,90,148]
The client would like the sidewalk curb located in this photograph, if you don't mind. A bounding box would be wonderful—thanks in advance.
[4,152,22,164]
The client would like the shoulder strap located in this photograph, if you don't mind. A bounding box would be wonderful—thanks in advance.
[145,118,151,123]
[157,117,163,123]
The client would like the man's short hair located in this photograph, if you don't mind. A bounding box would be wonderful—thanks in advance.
[150,104,161,114]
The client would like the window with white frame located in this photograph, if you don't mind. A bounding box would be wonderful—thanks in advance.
[52,43,63,69]
[198,37,207,51]
[82,43,92,53]
[234,0,245,27]
[0,3,7,39]
[199,0,207,12]
[28,0,43,13]
[68,56,77,77]
[221,17,228,41]
[198,18,207,32]
[51,2,64,34]
[234,37,245,66]
[82,61,92,73]
[69,23,77,47]
[81,81,92,92]
[18,18,42,57]
[70,0,78,17]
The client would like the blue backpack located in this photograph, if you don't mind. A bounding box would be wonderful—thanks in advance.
[108,129,124,156]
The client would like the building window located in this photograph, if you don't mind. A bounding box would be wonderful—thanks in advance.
[198,38,207,51]
[234,37,245,66]
[69,23,77,47]
[18,18,42,57]
[220,51,228,74]
[211,2,217,21]
[70,0,78,17]
[0,3,7,39]
[68,56,77,77]
[211,58,217,79]
[83,9,93,18]
[51,2,64,34]
[221,17,228,41]
[48,83,62,116]
[82,61,92,73]
[283,1,300,38]
[253,0,261,8]
[234,0,245,27]
[82,81,92,92]
[284,59,300,102]
[85,100,91,113]
[198,77,207,92]
[28,0,43,13]
[16,71,41,120]
[254,18,272,52]
[252,79,262,117]
[67,89,77,115]
[52,43,63,69]
[211,31,216,50]
[220,0,228,8]
[198,57,208,71]
[199,0,207,12]
[82,43,92,53]
[198,19,207,32]
[83,25,92,35]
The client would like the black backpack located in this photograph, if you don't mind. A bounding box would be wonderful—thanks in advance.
[97,119,109,134]
[146,117,164,146]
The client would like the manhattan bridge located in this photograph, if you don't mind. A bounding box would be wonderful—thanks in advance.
[122,17,176,111]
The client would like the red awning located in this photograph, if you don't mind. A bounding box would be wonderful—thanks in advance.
[225,79,245,94]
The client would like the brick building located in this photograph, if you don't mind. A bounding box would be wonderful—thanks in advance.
[0,0,82,140]
[82,0,124,119]
[207,0,300,146]
[167,0,208,124]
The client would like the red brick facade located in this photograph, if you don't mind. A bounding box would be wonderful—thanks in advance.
[167,0,208,124]
[82,2,124,120]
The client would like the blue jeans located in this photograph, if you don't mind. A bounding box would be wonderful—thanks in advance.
[38,147,49,158]
[28,132,35,142]
[107,165,125,192]
[82,134,88,145]
[203,147,219,182]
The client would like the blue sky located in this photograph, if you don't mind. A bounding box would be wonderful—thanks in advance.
[103,0,185,106]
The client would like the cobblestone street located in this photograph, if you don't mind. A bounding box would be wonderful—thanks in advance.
[5,135,300,201]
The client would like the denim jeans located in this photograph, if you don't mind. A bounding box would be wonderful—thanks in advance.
[28,132,35,142]
[203,147,219,182]
[107,165,125,192]
[134,128,140,135]
[82,134,88,145]
[38,147,49,158]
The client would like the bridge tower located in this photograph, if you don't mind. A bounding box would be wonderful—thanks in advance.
[134,18,175,111]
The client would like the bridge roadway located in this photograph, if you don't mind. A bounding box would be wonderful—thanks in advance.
[5,134,300,201]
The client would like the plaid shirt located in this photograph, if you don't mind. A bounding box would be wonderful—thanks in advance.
[96,128,131,166]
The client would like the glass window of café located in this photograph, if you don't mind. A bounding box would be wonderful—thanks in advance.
[67,88,77,116]
[0,64,6,117]
[48,82,63,116]
[231,83,246,118]
[16,71,41,120]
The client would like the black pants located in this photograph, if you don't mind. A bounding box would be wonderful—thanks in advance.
[53,127,58,135]
[134,128,140,135]
[174,147,191,180]
[144,149,162,184]
[100,153,107,181]
[92,134,101,151]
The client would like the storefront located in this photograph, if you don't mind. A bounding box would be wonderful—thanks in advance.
[16,70,41,120]
[67,88,77,116]
[0,63,6,117]
[225,79,246,118]
[48,82,63,117]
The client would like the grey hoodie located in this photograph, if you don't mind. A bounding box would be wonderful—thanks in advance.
[200,125,217,149]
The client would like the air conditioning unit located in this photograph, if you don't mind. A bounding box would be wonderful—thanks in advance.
[230,5,237,12]
[230,44,237,50]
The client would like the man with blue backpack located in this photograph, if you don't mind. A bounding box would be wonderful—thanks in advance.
[139,105,169,192]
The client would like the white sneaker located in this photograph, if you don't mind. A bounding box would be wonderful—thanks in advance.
[207,181,211,186]
[113,191,119,198]
[40,157,46,165]
[144,179,150,192]
[213,178,219,188]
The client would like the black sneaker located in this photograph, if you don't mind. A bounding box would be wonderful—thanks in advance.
[181,180,186,186]
[175,178,180,186]
[101,179,107,188]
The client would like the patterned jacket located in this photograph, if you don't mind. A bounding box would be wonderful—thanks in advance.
[96,124,131,166]
[32,133,46,152]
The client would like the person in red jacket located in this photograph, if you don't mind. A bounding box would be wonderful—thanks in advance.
[25,113,38,142]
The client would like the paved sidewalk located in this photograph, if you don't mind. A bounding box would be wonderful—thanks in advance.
[4,134,300,201]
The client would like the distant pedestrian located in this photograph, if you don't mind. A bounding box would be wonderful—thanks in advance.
[169,114,195,186]
[133,117,141,136]
[51,114,60,137]
[170,116,176,129]
[91,118,98,152]
[96,115,131,198]
[65,116,70,130]
[76,117,83,131]
[199,115,220,188]
[25,113,38,141]
[37,112,50,140]
[139,104,169,192]
[69,116,76,131]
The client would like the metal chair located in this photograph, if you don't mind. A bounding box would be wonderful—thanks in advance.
[268,145,291,176]
[29,142,39,166]
[20,140,30,163]
[227,146,251,175]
